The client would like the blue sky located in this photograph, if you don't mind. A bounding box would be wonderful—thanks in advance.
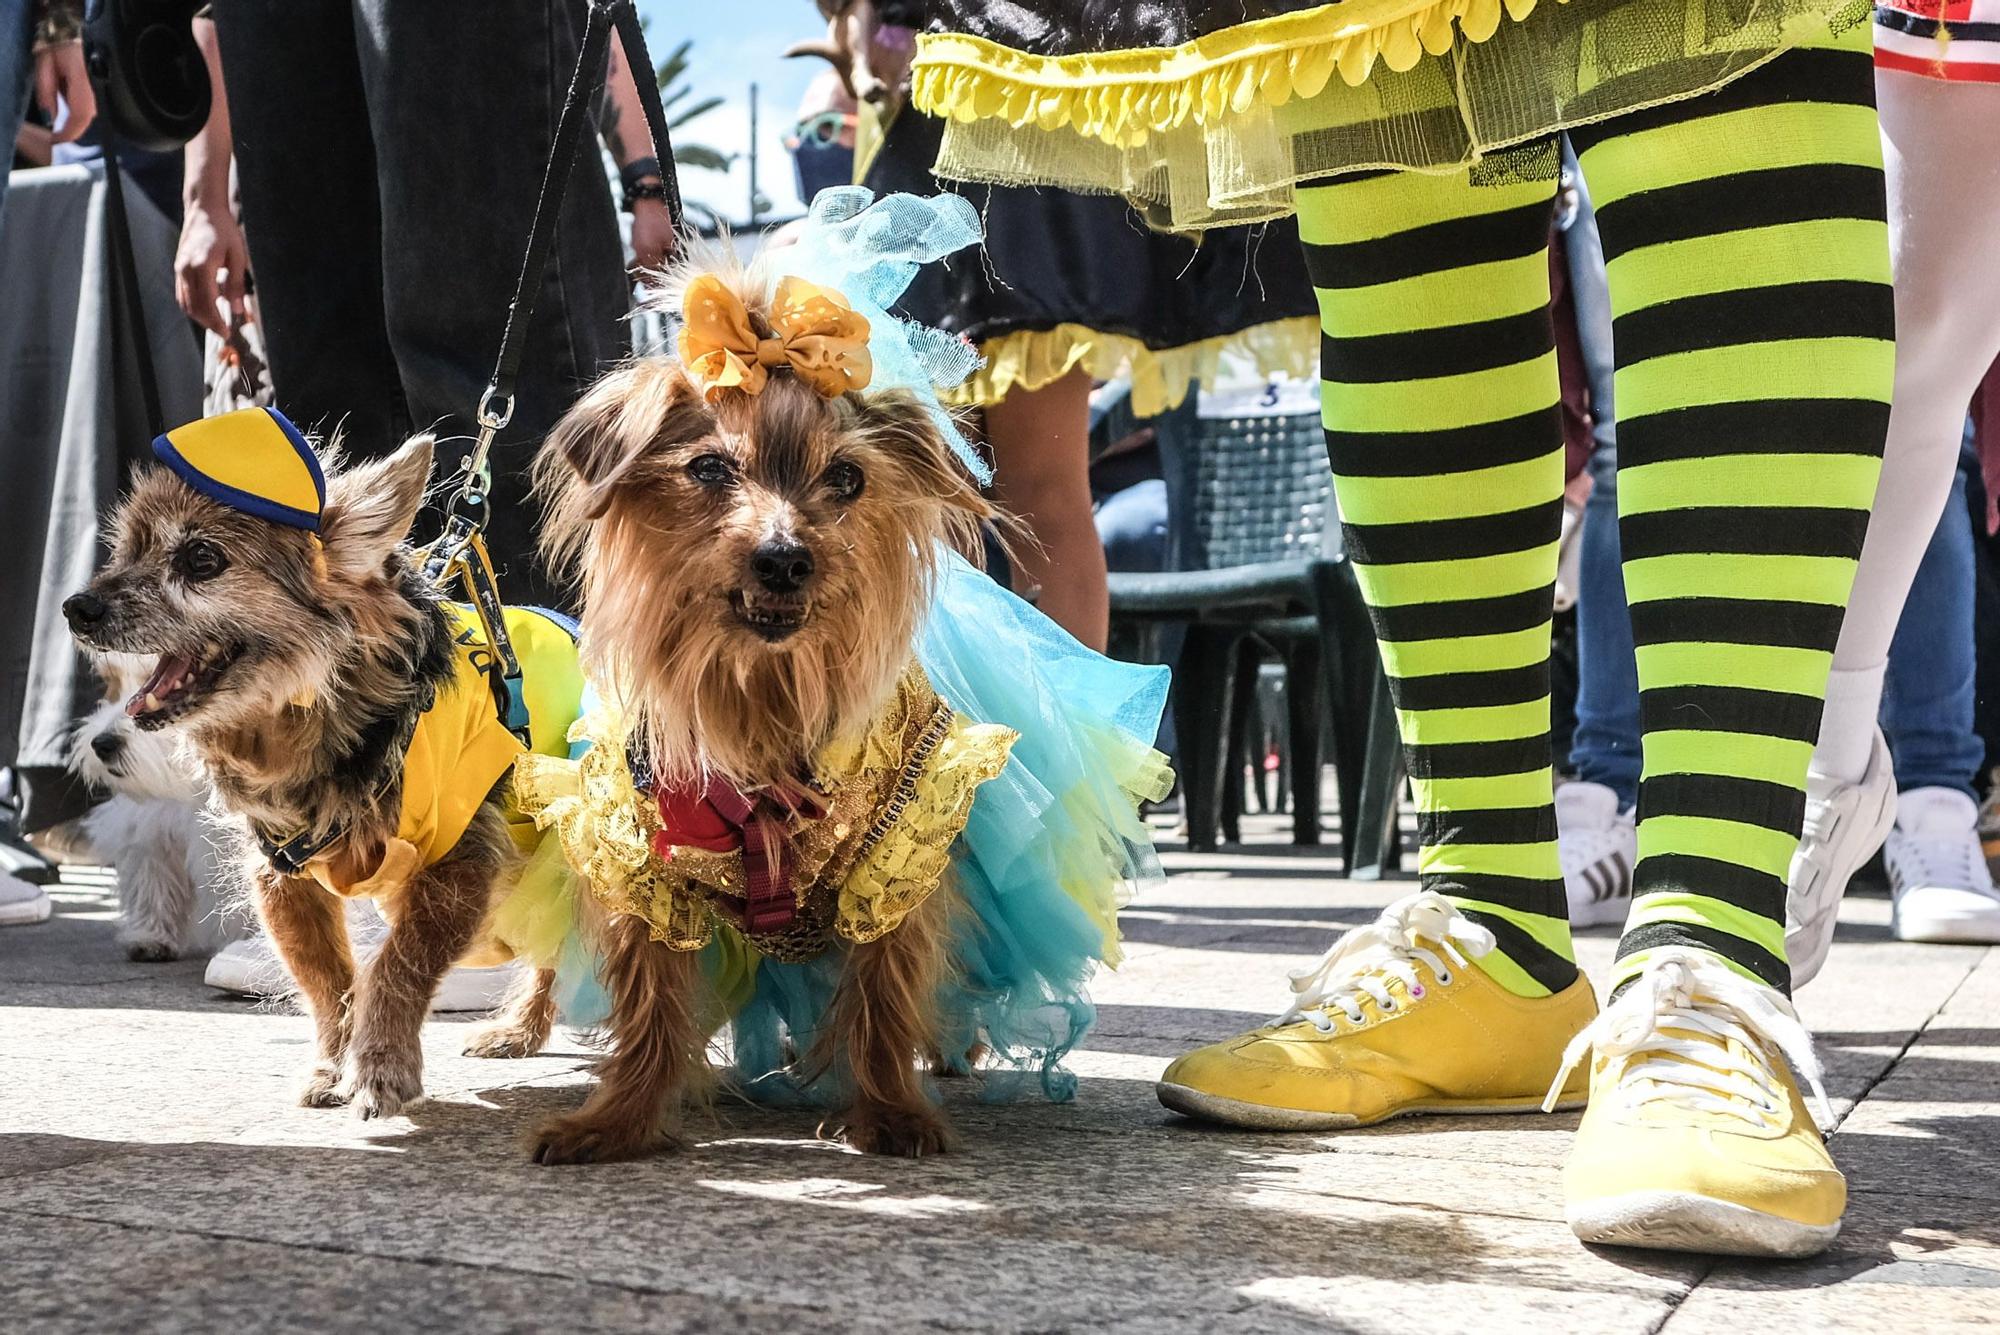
[638,0,825,223]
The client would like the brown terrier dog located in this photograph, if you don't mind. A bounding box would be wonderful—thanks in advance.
[67,433,558,1118]
[527,263,1003,1162]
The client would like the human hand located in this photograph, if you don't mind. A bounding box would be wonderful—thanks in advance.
[628,196,675,276]
[14,119,54,167]
[34,40,96,143]
[175,198,251,337]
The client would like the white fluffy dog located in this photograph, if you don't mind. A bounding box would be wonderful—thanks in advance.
[69,657,246,961]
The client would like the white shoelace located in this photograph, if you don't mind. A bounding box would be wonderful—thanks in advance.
[1279,891,1496,1033]
[1543,948,1835,1131]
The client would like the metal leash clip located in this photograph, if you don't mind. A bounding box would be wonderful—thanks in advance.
[420,512,531,748]
[441,382,514,535]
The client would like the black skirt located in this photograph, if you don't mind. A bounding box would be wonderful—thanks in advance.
[862,104,1316,411]
[894,1,1320,57]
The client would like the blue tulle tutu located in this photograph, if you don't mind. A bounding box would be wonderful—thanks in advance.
[731,552,1171,1105]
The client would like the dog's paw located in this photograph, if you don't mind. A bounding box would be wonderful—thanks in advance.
[461,1022,547,1060]
[528,1112,676,1166]
[343,1051,424,1121]
[298,1064,348,1108]
[123,939,180,963]
[840,1107,957,1158]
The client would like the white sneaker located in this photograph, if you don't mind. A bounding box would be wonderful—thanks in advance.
[1885,787,2000,944]
[205,903,524,1012]
[1556,782,1637,929]
[1786,729,1895,989]
[0,870,53,925]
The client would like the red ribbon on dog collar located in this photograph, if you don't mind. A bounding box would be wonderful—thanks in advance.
[653,776,827,934]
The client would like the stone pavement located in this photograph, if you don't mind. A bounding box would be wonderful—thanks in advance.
[3,820,1997,1333]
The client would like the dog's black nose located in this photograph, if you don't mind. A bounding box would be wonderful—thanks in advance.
[63,592,107,631]
[90,731,125,763]
[750,540,814,594]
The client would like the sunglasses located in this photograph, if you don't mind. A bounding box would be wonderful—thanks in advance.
[785,111,857,151]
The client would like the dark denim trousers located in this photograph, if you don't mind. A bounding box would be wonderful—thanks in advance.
[210,0,631,605]
[1883,442,1984,799]
[0,0,31,233]
[1562,146,1643,810]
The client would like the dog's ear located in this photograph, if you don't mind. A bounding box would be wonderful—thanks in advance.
[540,360,712,519]
[320,433,434,577]
[855,391,1012,565]
[862,393,996,516]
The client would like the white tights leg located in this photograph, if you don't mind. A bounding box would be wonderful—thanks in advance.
[1813,70,2000,786]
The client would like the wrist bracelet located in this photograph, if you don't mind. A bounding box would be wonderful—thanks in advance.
[34,4,83,48]
[620,179,668,213]
[618,157,662,191]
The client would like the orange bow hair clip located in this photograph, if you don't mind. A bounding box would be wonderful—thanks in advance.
[677,273,874,402]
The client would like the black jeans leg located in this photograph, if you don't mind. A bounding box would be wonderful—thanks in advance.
[212,0,404,458]
[213,1,628,605]
[354,0,630,607]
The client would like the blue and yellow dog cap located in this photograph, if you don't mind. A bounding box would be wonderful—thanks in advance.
[152,407,327,531]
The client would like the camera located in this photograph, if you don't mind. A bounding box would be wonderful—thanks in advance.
[83,0,212,152]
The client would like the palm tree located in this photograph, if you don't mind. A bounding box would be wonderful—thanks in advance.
[651,38,730,176]
[647,33,769,227]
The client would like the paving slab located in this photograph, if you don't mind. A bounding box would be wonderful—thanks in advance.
[1,835,1995,1331]
[0,1209,885,1335]
[1661,1190,2000,1335]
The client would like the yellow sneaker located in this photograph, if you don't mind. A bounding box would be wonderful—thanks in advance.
[1157,891,1598,1130]
[1553,948,1845,1258]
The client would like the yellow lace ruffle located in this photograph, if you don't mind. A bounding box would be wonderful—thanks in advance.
[912,0,1868,230]
[511,670,1018,955]
[947,318,1319,416]
[512,709,714,951]
[911,0,1550,150]
[837,718,1013,942]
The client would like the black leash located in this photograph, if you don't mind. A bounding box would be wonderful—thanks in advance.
[609,1,686,230]
[458,0,684,515]
[425,0,684,746]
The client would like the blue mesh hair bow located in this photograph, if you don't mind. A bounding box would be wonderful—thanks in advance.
[779,188,990,484]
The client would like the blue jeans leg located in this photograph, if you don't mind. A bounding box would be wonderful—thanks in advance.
[1881,447,1984,798]
[1571,440,1643,808]
[0,0,36,237]
[1096,478,1169,574]
[1560,138,1641,809]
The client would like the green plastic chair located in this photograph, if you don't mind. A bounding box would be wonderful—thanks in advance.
[1104,381,1402,869]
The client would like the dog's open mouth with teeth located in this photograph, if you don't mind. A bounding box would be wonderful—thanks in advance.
[125,644,243,727]
[729,591,809,643]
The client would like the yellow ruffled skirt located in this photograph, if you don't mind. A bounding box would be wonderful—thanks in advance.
[913,0,1873,229]
[858,96,1318,412]
[947,317,1318,417]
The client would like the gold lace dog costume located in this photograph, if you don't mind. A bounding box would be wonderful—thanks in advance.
[506,190,1174,1102]
[514,665,1015,965]
[509,547,1172,1105]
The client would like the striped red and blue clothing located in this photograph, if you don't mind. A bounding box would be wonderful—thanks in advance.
[1877,0,2000,81]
